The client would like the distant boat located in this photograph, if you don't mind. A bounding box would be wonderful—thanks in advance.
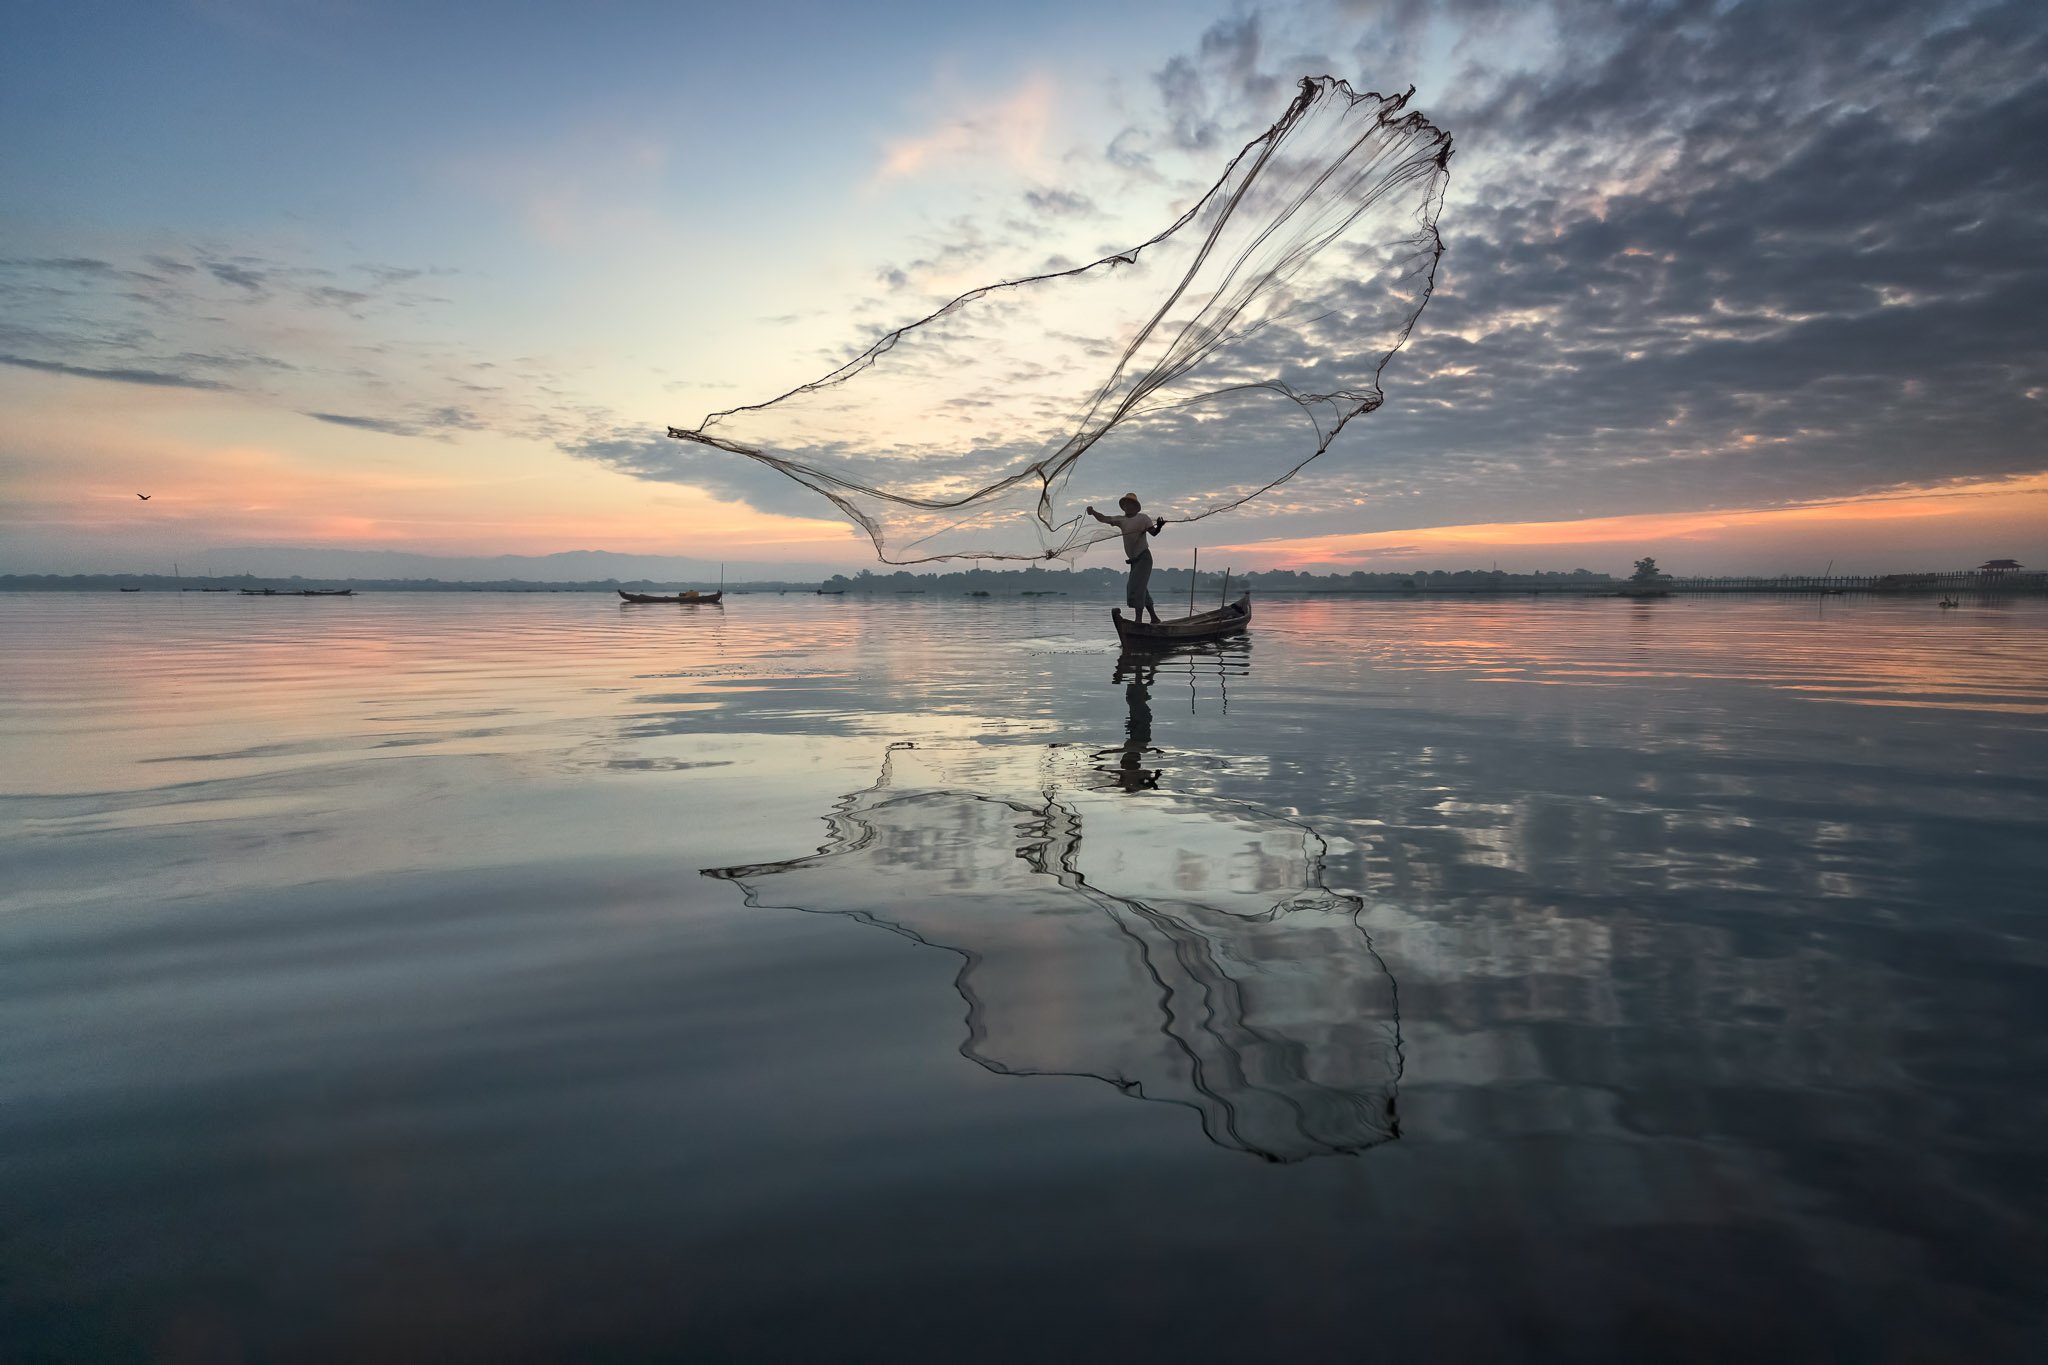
[617,589,723,604]
[238,588,354,596]
[118,587,141,592]
[1113,593,1251,646]
[299,589,353,597]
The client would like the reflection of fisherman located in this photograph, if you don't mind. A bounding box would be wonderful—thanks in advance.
[1088,494,1168,626]
[1096,657,1161,792]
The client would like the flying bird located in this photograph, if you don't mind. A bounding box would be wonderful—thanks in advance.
[136,493,150,500]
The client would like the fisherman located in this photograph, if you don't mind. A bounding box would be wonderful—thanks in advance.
[1087,494,1169,626]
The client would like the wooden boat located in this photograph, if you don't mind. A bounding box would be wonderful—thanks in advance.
[1113,593,1251,646]
[299,589,353,596]
[617,589,723,604]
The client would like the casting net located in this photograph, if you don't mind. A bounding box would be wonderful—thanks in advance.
[667,77,1452,563]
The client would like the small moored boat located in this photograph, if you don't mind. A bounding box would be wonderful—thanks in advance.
[617,589,723,604]
[1113,593,1251,646]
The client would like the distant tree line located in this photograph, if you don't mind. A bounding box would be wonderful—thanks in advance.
[0,574,825,593]
[821,565,1617,594]
[3,566,1621,594]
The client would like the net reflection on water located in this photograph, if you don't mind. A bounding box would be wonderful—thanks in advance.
[705,651,1400,1163]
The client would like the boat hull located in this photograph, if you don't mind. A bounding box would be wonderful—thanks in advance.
[1113,593,1251,646]
[617,590,724,604]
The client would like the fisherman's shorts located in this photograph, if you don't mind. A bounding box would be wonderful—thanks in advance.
[1126,550,1156,611]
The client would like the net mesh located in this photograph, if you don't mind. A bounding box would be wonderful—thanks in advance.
[666,76,1452,563]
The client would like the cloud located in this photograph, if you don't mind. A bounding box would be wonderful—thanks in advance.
[1138,0,2048,539]
[303,285,373,310]
[304,405,482,439]
[569,428,846,520]
[876,74,1058,183]
[522,1,2048,549]
[1021,188,1097,218]
[306,411,419,435]
[0,256,120,275]
[1154,13,1287,151]
[202,259,268,292]
[358,265,426,286]
[0,246,509,441]
[0,353,229,390]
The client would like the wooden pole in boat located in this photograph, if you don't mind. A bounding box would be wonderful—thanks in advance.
[1220,568,1230,607]
[1189,547,1198,617]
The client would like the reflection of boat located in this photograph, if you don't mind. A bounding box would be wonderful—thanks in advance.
[1114,593,1250,646]
[703,661,1399,1163]
[1114,634,1251,685]
[617,590,723,604]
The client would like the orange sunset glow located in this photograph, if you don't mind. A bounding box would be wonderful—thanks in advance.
[1219,475,2048,575]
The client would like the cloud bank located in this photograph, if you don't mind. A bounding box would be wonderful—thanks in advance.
[4,0,2042,565]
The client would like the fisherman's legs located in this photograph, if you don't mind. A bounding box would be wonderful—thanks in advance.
[1127,553,1160,623]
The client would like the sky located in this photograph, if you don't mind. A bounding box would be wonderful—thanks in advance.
[3,0,2044,578]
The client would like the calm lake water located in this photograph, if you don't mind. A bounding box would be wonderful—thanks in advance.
[4,591,2046,1361]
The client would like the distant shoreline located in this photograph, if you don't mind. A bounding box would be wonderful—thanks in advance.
[6,571,2041,598]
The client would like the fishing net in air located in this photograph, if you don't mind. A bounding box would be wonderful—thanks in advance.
[667,76,1453,563]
